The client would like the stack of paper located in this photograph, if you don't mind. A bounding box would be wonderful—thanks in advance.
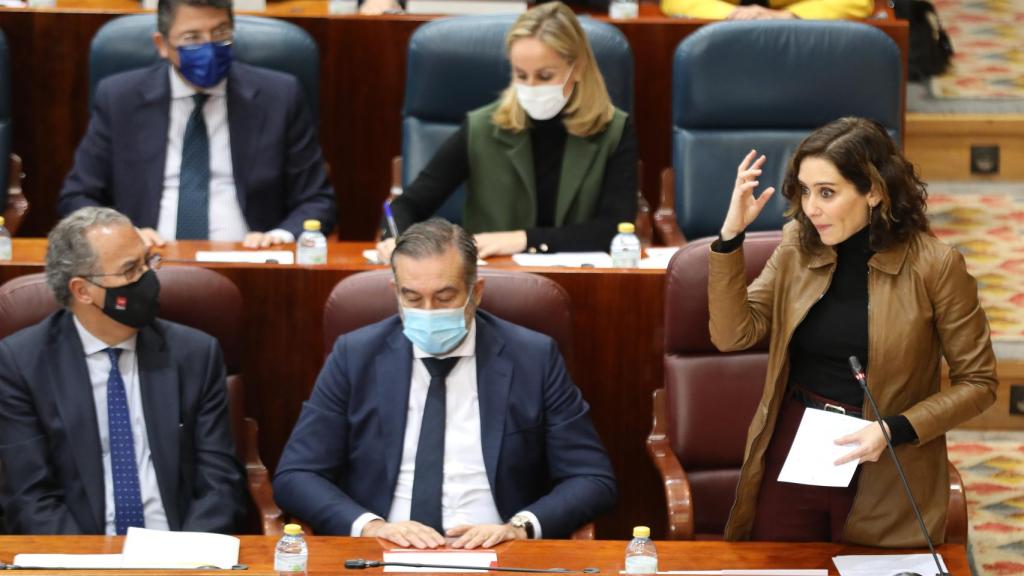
[13,527,240,570]
[511,252,613,268]
[195,250,295,265]
[833,554,947,575]
[382,549,497,572]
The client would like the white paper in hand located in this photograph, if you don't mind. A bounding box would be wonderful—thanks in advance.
[777,408,867,487]
[121,527,240,569]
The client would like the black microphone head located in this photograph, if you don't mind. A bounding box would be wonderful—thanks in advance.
[345,559,369,569]
[848,356,864,377]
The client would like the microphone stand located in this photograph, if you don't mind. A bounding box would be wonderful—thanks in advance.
[345,559,599,573]
[848,356,950,576]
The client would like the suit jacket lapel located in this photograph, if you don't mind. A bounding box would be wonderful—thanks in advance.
[376,329,413,515]
[136,324,182,530]
[474,315,512,493]
[555,135,600,226]
[227,65,265,217]
[136,64,172,229]
[49,312,105,533]
[495,127,537,220]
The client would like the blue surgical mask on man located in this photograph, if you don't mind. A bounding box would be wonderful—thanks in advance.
[177,41,232,89]
[400,289,474,356]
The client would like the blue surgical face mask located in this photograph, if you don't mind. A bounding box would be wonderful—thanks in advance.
[400,289,474,356]
[176,41,232,89]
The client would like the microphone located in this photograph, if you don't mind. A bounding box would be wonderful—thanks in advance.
[344,559,599,573]
[848,356,950,576]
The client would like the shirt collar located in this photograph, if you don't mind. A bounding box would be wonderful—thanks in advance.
[169,64,227,99]
[72,315,138,356]
[412,317,477,360]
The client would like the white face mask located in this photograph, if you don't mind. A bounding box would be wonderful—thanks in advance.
[514,65,575,121]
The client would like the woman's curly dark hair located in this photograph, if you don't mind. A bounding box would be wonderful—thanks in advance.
[781,117,930,253]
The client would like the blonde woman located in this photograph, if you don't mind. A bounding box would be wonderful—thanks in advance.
[379,1,636,259]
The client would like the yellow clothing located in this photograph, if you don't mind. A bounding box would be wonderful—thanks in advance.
[661,0,872,20]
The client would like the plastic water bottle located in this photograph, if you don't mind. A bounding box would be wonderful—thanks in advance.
[296,219,327,265]
[624,526,658,574]
[609,0,639,18]
[274,523,308,575]
[0,216,11,262]
[610,222,641,268]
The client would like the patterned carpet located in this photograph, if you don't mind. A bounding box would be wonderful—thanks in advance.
[948,431,1024,575]
[930,0,1024,99]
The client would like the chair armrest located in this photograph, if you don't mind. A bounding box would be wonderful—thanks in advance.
[646,388,694,540]
[945,460,967,545]
[570,522,595,540]
[244,417,284,536]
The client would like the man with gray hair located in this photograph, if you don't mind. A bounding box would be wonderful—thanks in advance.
[0,207,246,534]
[274,219,616,548]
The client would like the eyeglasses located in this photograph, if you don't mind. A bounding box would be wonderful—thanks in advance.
[84,253,163,285]
[172,27,234,48]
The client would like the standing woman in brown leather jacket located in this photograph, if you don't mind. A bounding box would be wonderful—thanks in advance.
[708,117,998,546]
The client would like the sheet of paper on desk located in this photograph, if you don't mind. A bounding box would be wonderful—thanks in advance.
[382,550,498,572]
[639,247,680,269]
[631,570,827,575]
[362,249,488,266]
[12,553,124,569]
[120,527,240,569]
[776,407,866,487]
[512,252,613,268]
[195,250,295,264]
[833,553,947,575]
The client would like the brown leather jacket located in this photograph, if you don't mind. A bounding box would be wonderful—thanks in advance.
[709,222,997,547]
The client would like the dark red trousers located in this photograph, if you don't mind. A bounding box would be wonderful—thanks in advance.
[750,394,861,542]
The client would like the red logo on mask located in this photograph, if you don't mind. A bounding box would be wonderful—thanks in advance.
[115,296,128,310]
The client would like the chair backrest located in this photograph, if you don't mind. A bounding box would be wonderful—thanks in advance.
[323,269,573,364]
[89,14,320,122]
[672,21,901,239]
[0,30,10,211]
[402,14,634,223]
[663,231,781,535]
[0,267,243,375]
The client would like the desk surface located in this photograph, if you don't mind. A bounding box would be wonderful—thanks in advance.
[0,535,970,575]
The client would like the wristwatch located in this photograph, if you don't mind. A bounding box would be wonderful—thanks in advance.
[510,514,535,539]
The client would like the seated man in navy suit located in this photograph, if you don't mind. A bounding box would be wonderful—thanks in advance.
[273,219,616,548]
[0,207,247,534]
[58,0,335,249]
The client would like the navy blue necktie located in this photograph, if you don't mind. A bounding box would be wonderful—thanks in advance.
[106,348,145,535]
[409,356,459,533]
[176,93,210,240]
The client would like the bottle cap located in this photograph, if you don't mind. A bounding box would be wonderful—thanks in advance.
[303,219,321,232]
[632,526,650,538]
[283,523,303,536]
[618,222,635,234]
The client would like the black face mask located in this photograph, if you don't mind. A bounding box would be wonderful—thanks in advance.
[92,269,162,329]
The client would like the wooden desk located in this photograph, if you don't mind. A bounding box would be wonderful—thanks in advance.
[0,535,970,575]
[0,3,907,240]
[0,239,666,539]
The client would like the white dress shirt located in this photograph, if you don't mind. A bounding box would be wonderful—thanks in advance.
[73,317,169,534]
[352,321,541,538]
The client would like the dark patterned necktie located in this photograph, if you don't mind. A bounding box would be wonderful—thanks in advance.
[176,93,210,240]
[106,348,145,534]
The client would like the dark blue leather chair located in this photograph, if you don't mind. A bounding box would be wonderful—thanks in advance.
[402,14,634,224]
[671,21,901,240]
[89,14,320,122]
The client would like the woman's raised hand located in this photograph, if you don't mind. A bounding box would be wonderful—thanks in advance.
[720,150,776,241]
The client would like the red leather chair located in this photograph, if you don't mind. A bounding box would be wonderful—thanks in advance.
[0,267,282,535]
[321,268,595,539]
[647,232,968,544]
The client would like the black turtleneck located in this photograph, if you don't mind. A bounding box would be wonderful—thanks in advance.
[788,225,872,405]
[713,226,917,445]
